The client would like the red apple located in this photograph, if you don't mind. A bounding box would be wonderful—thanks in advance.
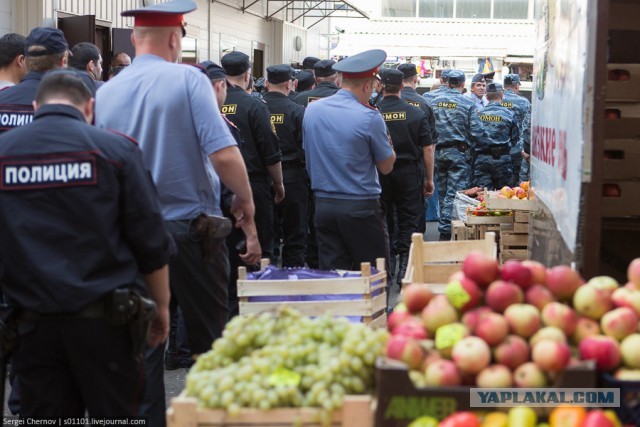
[475,364,513,388]
[387,310,413,332]
[618,71,631,81]
[603,183,621,197]
[573,284,613,320]
[475,312,509,346]
[452,336,491,374]
[601,307,639,340]
[444,276,482,312]
[611,287,640,317]
[513,362,548,387]
[462,251,500,288]
[504,304,541,338]
[582,410,616,427]
[424,359,461,386]
[485,280,524,313]
[521,260,547,285]
[579,335,621,371]
[421,294,458,334]
[385,335,424,369]
[530,326,567,347]
[587,276,619,296]
[546,265,583,301]
[571,316,601,344]
[620,333,640,369]
[402,283,435,313]
[605,109,621,120]
[608,70,619,81]
[501,260,534,289]
[541,302,578,336]
[494,335,530,370]
[461,306,493,332]
[392,317,429,340]
[439,413,481,427]
[525,284,555,310]
[532,340,571,372]
[628,258,640,289]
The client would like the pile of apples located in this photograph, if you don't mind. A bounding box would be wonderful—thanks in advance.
[498,182,530,200]
[385,253,640,389]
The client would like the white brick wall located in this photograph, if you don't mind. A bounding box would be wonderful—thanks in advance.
[0,0,11,36]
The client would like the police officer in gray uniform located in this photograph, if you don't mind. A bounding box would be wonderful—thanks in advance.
[423,69,451,102]
[503,73,531,184]
[474,83,519,190]
[464,73,488,109]
[430,70,490,240]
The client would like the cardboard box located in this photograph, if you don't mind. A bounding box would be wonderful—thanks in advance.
[603,138,640,180]
[602,181,640,217]
[374,358,597,427]
[607,64,640,102]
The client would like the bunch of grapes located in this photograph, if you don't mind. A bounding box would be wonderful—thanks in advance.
[185,306,388,416]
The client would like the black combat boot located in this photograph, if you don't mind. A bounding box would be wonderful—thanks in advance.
[397,253,409,287]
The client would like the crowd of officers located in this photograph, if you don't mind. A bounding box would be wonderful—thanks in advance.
[0,1,532,421]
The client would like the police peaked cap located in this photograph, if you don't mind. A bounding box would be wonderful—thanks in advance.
[314,60,337,77]
[221,51,252,76]
[332,49,387,79]
[121,0,196,37]
[504,73,521,85]
[381,69,404,86]
[397,63,418,79]
[448,70,465,85]
[486,82,504,93]
[267,64,293,84]
[302,56,321,70]
[441,69,452,81]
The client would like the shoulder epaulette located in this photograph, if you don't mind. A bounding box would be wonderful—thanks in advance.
[107,129,140,146]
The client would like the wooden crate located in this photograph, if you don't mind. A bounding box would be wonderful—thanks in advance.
[402,232,497,293]
[237,259,387,328]
[464,207,514,225]
[452,220,473,241]
[167,393,373,427]
[484,191,538,211]
[513,210,531,233]
[499,223,529,263]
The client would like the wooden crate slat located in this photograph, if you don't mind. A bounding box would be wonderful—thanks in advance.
[239,296,385,317]
[513,222,530,233]
[465,209,514,225]
[238,277,371,297]
[474,224,501,240]
[415,239,497,263]
[421,263,462,285]
[514,211,530,223]
[501,249,529,260]
[367,312,387,329]
[168,394,372,427]
[501,232,529,248]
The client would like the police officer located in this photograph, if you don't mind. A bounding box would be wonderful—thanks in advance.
[0,70,173,418]
[378,69,434,286]
[503,73,531,184]
[263,65,308,267]
[302,56,321,74]
[221,51,284,262]
[423,69,451,102]
[303,49,395,272]
[431,70,490,240]
[474,83,519,190]
[294,59,341,107]
[465,73,488,109]
[0,27,69,134]
[397,62,438,231]
[296,70,316,94]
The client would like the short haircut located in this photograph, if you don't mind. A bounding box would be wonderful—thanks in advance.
[486,91,502,101]
[26,52,66,72]
[108,65,126,78]
[69,42,100,71]
[383,84,402,93]
[0,33,27,68]
[35,70,93,106]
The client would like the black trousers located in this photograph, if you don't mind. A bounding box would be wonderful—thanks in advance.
[13,318,143,417]
[315,197,389,271]
[251,180,275,260]
[278,168,310,267]
[380,161,424,255]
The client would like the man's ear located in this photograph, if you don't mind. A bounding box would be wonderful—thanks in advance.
[87,60,95,74]
[16,54,25,69]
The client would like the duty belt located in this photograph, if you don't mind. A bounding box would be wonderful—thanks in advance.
[478,146,510,158]
[436,142,469,152]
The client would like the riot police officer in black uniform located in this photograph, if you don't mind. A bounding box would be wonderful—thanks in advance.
[0,70,173,418]
[262,65,308,267]
[221,51,284,262]
[0,27,69,134]
[377,69,434,287]
[294,60,341,108]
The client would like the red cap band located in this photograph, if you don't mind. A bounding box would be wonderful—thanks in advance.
[135,13,184,28]
[341,67,379,80]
